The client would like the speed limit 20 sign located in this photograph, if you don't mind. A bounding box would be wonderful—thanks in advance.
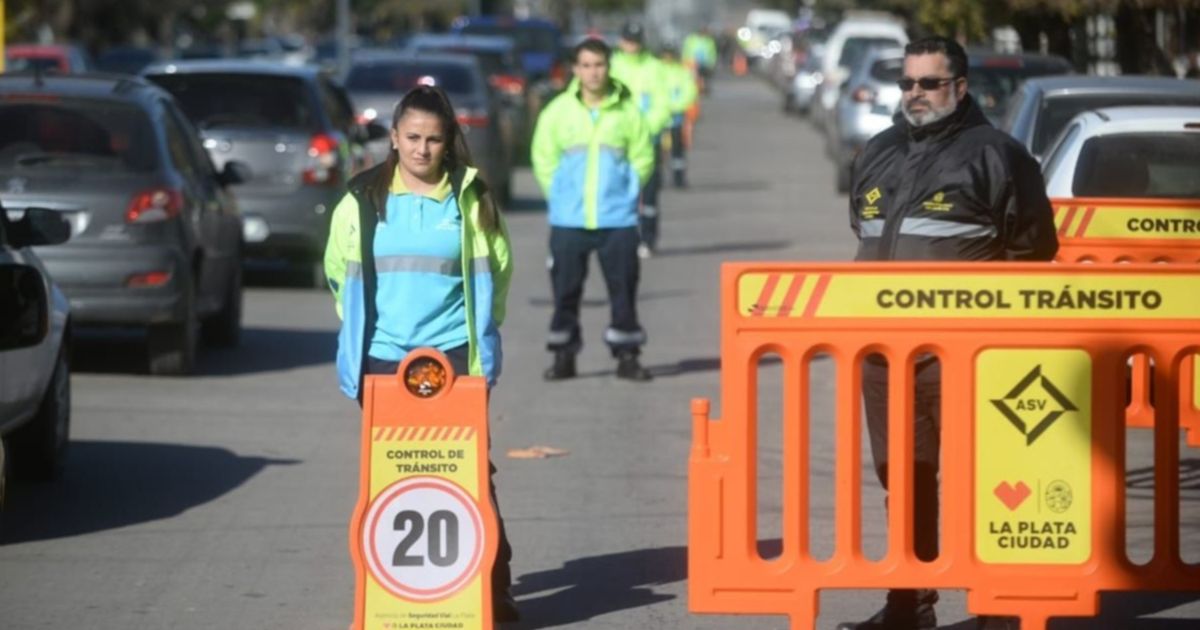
[349,351,498,630]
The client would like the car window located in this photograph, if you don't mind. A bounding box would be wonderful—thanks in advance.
[1034,94,1200,155]
[161,105,201,179]
[346,61,476,95]
[869,57,903,82]
[838,37,903,70]
[460,25,556,53]
[165,103,218,179]
[0,98,157,172]
[1041,121,1081,177]
[970,65,1069,122]
[317,79,354,132]
[148,73,319,131]
[1072,132,1200,198]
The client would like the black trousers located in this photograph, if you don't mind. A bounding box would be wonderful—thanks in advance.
[669,124,687,185]
[365,348,513,595]
[862,357,940,562]
[639,137,663,249]
[547,226,645,356]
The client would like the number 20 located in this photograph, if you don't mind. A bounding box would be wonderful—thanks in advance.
[393,510,459,567]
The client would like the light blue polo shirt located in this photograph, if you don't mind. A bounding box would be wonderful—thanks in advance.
[368,170,469,361]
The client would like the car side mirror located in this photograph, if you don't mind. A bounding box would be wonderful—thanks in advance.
[7,207,71,247]
[218,160,253,187]
[0,263,49,351]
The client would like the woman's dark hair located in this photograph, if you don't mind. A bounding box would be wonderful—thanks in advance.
[904,36,969,79]
[366,84,499,232]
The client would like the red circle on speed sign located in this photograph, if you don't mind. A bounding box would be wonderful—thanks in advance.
[363,476,484,601]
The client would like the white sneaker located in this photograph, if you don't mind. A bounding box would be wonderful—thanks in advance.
[637,243,652,259]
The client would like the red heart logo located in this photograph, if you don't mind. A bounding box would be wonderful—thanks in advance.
[994,481,1031,511]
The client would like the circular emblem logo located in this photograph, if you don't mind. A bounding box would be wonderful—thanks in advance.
[1044,479,1073,513]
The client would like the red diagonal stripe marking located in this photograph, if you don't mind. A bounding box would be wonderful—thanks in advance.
[802,274,832,318]
[373,427,385,442]
[750,273,781,317]
[452,426,466,440]
[463,427,476,441]
[395,427,409,441]
[383,426,396,441]
[1057,206,1077,238]
[775,275,805,317]
[1074,206,1095,238]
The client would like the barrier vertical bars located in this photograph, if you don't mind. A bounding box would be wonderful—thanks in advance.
[885,350,917,564]
[834,350,863,563]
[786,349,808,560]
[1153,349,1182,567]
[938,349,969,565]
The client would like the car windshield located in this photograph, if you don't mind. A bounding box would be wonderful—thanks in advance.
[147,73,318,131]
[459,25,556,53]
[839,37,902,70]
[346,61,476,95]
[1072,132,1200,198]
[0,99,156,172]
[970,64,1068,121]
[1034,93,1200,155]
[414,47,513,77]
[869,57,903,82]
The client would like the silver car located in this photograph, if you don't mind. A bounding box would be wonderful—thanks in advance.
[1003,75,1200,161]
[344,51,512,202]
[827,46,904,192]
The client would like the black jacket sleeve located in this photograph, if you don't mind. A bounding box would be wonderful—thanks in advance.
[1001,148,1059,261]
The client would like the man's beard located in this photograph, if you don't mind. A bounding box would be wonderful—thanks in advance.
[902,92,959,127]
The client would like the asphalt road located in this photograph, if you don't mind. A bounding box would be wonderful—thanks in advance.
[2,75,1198,630]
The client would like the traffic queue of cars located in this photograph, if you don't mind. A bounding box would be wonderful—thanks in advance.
[0,23,557,517]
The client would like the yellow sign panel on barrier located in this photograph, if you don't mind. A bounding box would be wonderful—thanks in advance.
[1055,204,1200,240]
[975,349,1092,564]
[738,272,1200,319]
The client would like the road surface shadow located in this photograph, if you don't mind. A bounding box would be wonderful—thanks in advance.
[1127,458,1200,500]
[71,326,334,376]
[653,239,791,258]
[569,354,787,380]
[933,592,1200,629]
[506,195,547,213]
[508,545,685,628]
[675,179,771,193]
[1,440,298,544]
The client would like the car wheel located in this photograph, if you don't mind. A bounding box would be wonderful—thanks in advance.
[148,290,198,376]
[202,261,242,348]
[11,340,71,481]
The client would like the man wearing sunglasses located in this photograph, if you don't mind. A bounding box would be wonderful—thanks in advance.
[841,36,1057,630]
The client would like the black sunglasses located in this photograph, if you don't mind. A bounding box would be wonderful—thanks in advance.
[897,76,959,92]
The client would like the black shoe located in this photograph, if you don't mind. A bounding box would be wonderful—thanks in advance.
[836,589,938,630]
[493,592,520,622]
[976,615,1019,630]
[543,352,576,381]
[616,353,653,381]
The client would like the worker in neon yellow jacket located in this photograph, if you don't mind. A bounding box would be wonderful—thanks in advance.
[530,37,655,382]
[610,21,672,258]
[683,27,719,94]
[660,44,699,188]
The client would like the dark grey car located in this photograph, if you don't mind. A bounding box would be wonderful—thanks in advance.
[0,73,246,375]
[142,60,385,285]
[1002,75,1200,160]
[344,51,512,202]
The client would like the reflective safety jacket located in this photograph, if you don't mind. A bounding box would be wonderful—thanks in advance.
[531,78,654,229]
[849,95,1058,262]
[324,164,512,399]
[610,50,673,135]
[663,59,698,122]
[682,33,718,70]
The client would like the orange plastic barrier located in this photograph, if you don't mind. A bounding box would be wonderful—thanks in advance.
[1052,197,1200,444]
[689,262,1200,630]
[349,349,498,630]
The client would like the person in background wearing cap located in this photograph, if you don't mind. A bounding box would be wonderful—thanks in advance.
[531,38,656,382]
[659,44,699,188]
[610,22,672,259]
[682,26,718,95]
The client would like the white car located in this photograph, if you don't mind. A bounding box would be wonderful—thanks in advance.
[811,15,908,130]
[1,204,72,522]
[1040,106,1200,199]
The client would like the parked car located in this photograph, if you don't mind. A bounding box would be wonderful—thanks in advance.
[143,60,383,286]
[1,203,72,495]
[1002,75,1200,161]
[785,44,824,114]
[94,45,161,76]
[451,16,563,82]
[344,51,512,202]
[0,73,247,375]
[406,33,530,164]
[966,50,1072,126]
[1040,106,1200,199]
[5,44,93,74]
[811,15,909,130]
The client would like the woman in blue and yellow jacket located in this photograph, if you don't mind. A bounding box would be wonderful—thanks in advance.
[322,85,518,620]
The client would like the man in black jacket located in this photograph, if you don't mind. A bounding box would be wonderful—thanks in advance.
[839,37,1058,630]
